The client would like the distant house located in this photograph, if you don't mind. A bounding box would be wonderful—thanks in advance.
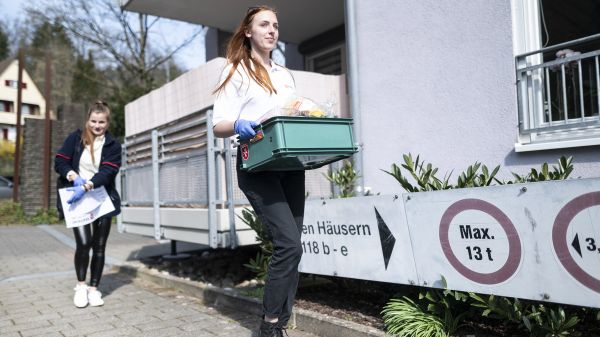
[0,58,47,142]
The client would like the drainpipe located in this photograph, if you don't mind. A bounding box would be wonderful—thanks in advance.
[345,0,364,194]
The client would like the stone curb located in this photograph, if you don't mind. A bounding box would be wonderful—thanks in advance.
[115,262,390,337]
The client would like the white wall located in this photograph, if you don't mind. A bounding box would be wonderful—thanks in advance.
[353,0,600,195]
[125,58,348,136]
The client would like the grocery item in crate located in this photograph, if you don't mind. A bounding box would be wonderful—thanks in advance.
[259,96,333,122]
[282,96,328,118]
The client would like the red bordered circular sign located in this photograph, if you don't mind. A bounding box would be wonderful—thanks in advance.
[552,191,600,293]
[439,198,522,284]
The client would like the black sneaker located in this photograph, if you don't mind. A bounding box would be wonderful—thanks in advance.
[275,321,290,337]
[258,320,281,337]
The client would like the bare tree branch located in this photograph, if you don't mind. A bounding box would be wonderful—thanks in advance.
[25,0,203,90]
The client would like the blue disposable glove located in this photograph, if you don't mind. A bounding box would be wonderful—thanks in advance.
[234,119,258,141]
[73,176,86,187]
[66,186,86,204]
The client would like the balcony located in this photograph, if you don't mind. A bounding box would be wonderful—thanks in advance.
[515,34,600,152]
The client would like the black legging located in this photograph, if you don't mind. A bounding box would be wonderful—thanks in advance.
[73,217,112,287]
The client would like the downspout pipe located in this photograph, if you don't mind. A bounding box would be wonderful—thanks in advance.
[345,0,364,194]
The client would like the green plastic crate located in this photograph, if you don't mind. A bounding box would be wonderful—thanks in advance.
[239,116,357,172]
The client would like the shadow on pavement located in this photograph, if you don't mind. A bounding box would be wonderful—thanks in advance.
[99,270,134,297]
[212,304,261,336]
[124,241,209,262]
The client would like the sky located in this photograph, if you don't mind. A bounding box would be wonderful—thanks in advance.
[0,0,207,71]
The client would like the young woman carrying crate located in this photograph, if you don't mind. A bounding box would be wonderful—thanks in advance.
[212,5,304,337]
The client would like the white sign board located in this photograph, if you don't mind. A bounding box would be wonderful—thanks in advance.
[299,178,600,308]
[299,195,418,285]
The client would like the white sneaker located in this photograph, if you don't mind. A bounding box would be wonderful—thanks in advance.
[87,289,104,307]
[73,284,88,308]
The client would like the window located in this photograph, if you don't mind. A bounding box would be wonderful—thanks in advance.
[306,44,346,75]
[0,100,12,113]
[21,104,31,115]
[21,104,40,116]
[513,0,600,152]
[299,25,346,75]
[30,104,40,116]
[4,80,26,89]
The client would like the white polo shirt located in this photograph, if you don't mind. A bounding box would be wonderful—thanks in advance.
[212,60,296,127]
[79,135,105,180]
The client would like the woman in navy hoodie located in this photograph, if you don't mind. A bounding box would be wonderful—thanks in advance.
[54,100,121,308]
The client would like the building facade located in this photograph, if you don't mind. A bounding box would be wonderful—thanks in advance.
[121,0,600,195]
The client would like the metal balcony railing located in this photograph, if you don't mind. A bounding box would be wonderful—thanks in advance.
[516,34,600,144]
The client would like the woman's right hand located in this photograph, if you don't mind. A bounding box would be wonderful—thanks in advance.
[234,119,258,140]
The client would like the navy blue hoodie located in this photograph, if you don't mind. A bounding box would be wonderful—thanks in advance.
[54,130,122,219]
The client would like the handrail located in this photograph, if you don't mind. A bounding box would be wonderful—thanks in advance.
[515,33,600,58]
[516,50,600,73]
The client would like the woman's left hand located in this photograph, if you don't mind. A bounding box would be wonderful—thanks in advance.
[74,176,87,187]
[235,119,258,140]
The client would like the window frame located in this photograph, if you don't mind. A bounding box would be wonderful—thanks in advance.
[305,43,347,75]
[511,0,600,152]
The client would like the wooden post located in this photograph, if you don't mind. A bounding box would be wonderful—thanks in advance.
[42,51,53,210]
[12,49,24,203]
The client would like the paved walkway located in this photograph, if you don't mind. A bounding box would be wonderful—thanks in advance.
[0,225,316,337]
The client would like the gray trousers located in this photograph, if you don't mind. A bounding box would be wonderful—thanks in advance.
[237,162,305,326]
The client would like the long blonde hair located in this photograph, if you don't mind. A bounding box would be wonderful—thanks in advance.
[81,100,110,164]
[214,6,278,95]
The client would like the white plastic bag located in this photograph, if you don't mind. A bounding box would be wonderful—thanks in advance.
[281,95,332,118]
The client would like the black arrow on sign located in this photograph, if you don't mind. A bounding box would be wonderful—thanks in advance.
[571,233,582,258]
[375,207,396,270]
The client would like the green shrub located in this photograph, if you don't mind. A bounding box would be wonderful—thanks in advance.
[239,286,264,299]
[239,208,272,280]
[324,160,360,198]
[0,200,60,225]
[381,153,503,191]
[469,293,580,337]
[382,297,447,337]
[382,278,469,336]
[418,278,470,335]
[509,156,574,183]
[382,154,452,192]
[0,140,15,176]
[382,153,573,190]
[28,207,60,225]
[0,200,26,224]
